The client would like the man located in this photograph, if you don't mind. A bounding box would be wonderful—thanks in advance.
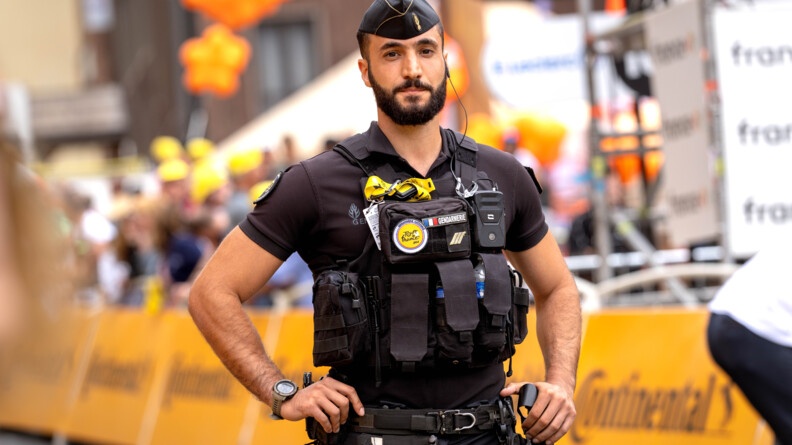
[707,235,792,445]
[188,1,581,444]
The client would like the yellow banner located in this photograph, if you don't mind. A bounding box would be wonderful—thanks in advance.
[62,309,172,444]
[0,306,774,445]
[571,308,770,445]
[148,312,257,445]
[0,308,99,434]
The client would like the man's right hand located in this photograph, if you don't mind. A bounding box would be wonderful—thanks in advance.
[278,376,366,433]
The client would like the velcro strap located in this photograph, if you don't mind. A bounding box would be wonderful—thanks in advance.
[436,260,478,331]
[514,287,530,307]
[390,274,429,362]
[480,253,511,317]
[314,336,348,354]
[314,314,345,331]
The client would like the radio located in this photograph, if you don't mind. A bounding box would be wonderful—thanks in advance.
[470,190,505,249]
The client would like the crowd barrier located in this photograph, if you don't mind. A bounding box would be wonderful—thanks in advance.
[0,306,775,445]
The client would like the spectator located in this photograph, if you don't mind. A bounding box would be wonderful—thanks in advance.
[58,186,119,306]
[226,148,266,229]
[112,196,160,306]
[707,236,792,445]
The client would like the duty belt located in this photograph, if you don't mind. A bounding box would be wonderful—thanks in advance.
[349,403,507,436]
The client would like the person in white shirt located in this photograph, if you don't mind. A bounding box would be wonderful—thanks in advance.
[707,235,792,445]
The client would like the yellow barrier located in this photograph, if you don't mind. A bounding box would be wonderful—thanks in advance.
[571,308,771,445]
[147,312,255,445]
[63,309,172,444]
[0,309,100,435]
[0,307,774,445]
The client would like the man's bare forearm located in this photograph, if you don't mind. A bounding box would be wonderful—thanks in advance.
[535,284,581,393]
[188,290,282,406]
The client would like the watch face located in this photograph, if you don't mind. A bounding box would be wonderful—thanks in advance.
[275,380,297,396]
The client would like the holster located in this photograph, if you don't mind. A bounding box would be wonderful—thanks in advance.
[306,417,349,445]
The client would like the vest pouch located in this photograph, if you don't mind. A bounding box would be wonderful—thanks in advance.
[511,268,531,345]
[472,254,513,365]
[433,260,477,367]
[435,331,474,365]
[312,270,370,367]
[379,198,471,264]
[472,306,508,365]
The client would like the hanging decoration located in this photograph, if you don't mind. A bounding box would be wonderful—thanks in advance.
[513,112,566,167]
[179,24,251,98]
[181,0,284,30]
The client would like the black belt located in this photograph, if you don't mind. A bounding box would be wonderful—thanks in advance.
[349,403,508,436]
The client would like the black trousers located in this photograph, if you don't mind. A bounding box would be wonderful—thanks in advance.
[707,313,792,445]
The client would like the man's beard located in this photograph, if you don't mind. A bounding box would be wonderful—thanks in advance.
[369,73,447,126]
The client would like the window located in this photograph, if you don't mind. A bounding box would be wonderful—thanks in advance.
[257,20,316,111]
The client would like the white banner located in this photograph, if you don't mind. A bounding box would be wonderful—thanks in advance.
[481,13,626,110]
[714,7,792,258]
[645,0,719,247]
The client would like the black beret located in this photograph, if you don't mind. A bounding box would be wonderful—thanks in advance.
[358,0,441,39]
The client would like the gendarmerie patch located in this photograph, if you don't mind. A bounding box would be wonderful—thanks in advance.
[421,212,467,228]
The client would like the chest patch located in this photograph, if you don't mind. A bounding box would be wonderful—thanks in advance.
[392,219,428,254]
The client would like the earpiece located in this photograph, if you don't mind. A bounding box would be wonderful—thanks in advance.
[445,64,450,79]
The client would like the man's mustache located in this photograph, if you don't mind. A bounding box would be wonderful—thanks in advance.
[394,79,433,93]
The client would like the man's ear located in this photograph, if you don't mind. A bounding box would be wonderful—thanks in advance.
[358,58,371,88]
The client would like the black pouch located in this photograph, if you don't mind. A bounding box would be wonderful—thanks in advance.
[472,254,512,365]
[433,260,477,366]
[312,270,370,367]
[510,268,531,345]
[379,197,471,264]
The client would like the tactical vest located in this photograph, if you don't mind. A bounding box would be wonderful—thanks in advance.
[310,129,531,386]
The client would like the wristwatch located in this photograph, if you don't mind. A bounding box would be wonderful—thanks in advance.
[270,379,298,420]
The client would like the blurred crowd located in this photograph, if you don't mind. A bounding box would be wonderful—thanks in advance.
[1,133,334,321]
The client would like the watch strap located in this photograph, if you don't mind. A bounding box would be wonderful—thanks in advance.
[271,397,285,420]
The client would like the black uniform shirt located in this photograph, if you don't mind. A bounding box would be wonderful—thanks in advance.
[240,122,548,408]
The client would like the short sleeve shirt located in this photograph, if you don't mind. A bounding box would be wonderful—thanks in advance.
[240,122,547,408]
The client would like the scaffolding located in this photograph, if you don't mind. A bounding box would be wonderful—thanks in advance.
[574,0,734,305]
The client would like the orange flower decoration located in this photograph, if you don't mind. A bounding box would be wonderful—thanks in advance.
[181,0,284,30]
[179,24,251,98]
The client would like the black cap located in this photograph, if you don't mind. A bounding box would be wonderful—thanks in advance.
[358,0,440,40]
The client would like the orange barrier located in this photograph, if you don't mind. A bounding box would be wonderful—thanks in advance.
[0,307,774,444]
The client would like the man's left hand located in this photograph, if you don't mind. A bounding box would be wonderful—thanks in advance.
[500,381,576,445]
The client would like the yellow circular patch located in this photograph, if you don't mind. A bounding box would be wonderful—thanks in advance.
[393,219,428,254]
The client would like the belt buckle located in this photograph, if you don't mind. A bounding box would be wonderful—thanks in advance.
[434,409,477,434]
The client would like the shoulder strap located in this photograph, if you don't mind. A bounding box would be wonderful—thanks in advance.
[333,134,399,180]
[444,129,479,193]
